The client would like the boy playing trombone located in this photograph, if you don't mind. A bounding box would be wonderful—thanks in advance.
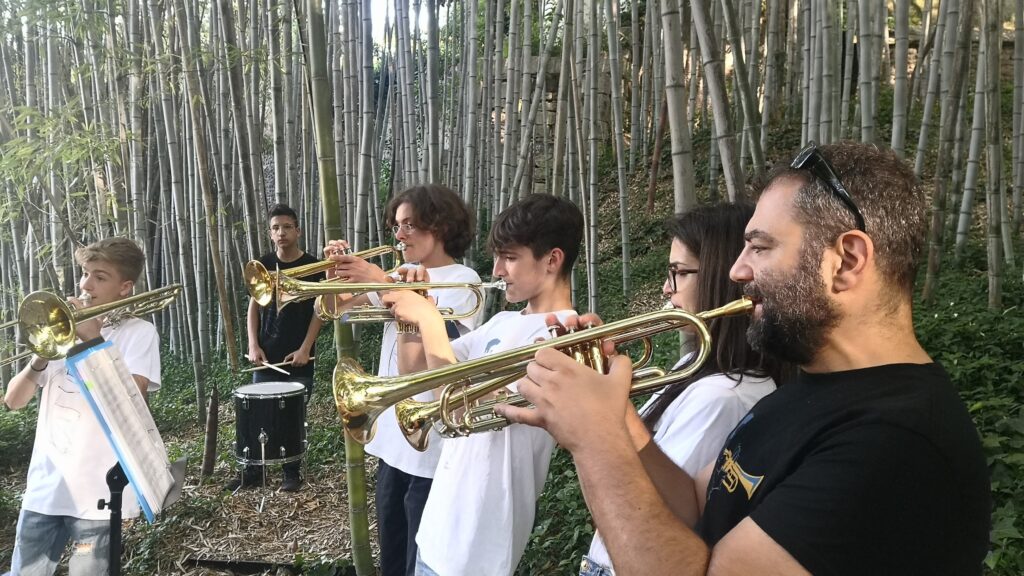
[5,237,161,576]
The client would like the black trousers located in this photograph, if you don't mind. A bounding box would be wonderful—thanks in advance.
[375,460,433,576]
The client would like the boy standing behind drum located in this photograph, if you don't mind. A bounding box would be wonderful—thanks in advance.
[234,203,324,492]
[4,237,161,576]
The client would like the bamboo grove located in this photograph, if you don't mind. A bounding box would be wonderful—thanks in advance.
[0,0,1021,394]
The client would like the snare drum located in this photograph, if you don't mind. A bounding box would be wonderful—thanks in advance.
[233,381,307,465]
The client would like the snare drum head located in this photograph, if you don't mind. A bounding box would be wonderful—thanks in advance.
[235,381,306,397]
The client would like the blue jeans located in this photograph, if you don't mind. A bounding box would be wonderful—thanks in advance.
[10,509,110,576]
[377,461,433,576]
[578,554,615,576]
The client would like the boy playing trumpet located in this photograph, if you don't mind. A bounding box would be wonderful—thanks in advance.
[383,193,584,576]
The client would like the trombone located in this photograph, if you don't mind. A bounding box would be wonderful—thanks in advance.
[244,243,405,307]
[0,285,182,368]
[333,297,753,446]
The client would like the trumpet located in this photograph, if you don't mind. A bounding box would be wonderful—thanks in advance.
[334,297,753,445]
[278,276,506,324]
[0,285,182,368]
[244,243,405,307]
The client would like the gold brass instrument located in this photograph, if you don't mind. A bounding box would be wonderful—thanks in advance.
[394,330,654,450]
[334,297,753,445]
[0,285,182,368]
[278,276,506,324]
[244,243,405,307]
[444,299,752,436]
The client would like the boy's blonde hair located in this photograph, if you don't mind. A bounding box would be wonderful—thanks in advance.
[74,238,146,282]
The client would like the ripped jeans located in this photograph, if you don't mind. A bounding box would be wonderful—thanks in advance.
[10,509,110,576]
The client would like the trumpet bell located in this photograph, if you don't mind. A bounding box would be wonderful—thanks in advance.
[332,357,382,444]
[244,261,274,307]
[393,397,442,452]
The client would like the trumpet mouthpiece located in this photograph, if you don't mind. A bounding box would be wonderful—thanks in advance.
[395,242,407,252]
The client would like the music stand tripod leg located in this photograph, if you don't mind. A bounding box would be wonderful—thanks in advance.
[98,463,129,576]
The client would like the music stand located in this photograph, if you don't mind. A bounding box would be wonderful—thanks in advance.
[65,338,186,574]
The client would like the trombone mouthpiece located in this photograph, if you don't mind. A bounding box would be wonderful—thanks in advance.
[79,293,92,306]
[395,242,407,252]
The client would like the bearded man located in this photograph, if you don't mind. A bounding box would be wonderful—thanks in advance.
[498,141,991,576]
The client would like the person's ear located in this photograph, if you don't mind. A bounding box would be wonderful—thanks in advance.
[546,248,565,275]
[119,280,135,297]
[831,231,872,292]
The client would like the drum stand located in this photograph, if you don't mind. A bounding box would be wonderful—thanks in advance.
[259,430,268,488]
[98,463,129,576]
[237,429,270,489]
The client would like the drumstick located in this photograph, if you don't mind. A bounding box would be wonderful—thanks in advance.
[240,357,316,373]
[261,361,291,376]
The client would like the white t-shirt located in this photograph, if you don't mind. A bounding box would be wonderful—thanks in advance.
[21,317,162,521]
[416,309,575,576]
[365,263,484,478]
[585,368,776,572]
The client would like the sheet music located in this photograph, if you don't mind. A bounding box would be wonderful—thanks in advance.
[66,341,176,523]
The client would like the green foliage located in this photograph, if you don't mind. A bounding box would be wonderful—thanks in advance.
[0,402,37,466]
[0,400,38,567]
[517,450,594,575]
[915,245,1024,575]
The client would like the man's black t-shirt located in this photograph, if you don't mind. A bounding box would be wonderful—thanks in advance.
[698,363,990,576]
[256,251,323,380]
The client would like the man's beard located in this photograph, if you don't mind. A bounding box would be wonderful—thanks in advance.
[743,248,841,365]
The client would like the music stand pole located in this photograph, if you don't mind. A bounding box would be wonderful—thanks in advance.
[98,463,129,576]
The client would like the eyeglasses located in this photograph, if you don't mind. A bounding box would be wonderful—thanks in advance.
[667,266,699,293]
[790,141,866,233]
[391,224,417,236]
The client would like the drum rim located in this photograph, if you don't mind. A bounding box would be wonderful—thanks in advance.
[234,381,306,398]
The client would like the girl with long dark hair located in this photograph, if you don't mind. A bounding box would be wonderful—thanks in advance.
[580,203,786,576]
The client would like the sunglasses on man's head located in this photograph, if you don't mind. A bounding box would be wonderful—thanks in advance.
[790,142,866,233]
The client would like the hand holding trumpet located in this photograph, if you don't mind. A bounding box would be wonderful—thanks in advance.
[380,289,439,333]
[323,239,394,284]
[495,314,636,455]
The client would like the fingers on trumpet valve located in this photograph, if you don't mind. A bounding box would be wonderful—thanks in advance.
[396,265,429,283]
[324,239,352,258]
[540,313,616,371]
